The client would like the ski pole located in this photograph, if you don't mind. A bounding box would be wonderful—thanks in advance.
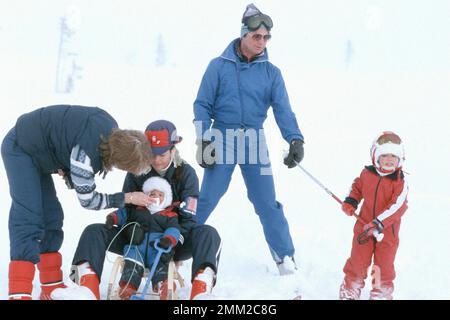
[131,239,172,300]
[294,161,384,242]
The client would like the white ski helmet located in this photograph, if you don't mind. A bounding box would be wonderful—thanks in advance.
[370,131,405,173]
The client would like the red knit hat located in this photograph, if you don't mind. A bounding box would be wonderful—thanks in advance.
[145,120,182,155]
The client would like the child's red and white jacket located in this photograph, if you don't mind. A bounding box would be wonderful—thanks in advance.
[344,165,409,231]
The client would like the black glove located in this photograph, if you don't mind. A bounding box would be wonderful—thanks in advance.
[159,251,175,265]
[158,236,174,249]
[124,223,145,245]
[283,139,304,168]
[196,140,216,169]
[105,213,116,230]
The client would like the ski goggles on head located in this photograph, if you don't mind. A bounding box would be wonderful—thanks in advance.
[245,13,273,31]
[376,132,402,145]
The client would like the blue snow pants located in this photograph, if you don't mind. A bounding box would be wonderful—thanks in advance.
[122,232,165,268]
[1,128,64,263]
[196,128,295,262]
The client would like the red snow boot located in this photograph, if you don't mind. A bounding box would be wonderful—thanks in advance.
[118,281,138,300]
[77,264,101,300]
[190,267,215,300]
[49,262,100,300]
[8,260,35,300]
[37,252,67,300]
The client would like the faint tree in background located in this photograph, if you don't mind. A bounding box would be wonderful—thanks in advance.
[155,33,166,67]
[55,6,83,93]
[344,39,354,69]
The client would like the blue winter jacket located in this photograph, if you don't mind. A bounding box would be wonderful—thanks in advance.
[15,105,117,174]
[193,38,304,143]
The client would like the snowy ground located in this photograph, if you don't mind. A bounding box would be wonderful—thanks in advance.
[1,0,449,300]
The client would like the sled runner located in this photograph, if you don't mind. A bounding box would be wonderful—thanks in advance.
[106,256,184,300]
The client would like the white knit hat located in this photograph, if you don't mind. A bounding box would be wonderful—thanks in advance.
[142,176,173,212]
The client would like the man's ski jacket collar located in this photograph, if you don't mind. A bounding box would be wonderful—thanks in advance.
[219,38,269,64]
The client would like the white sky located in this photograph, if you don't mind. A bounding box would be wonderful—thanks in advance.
[1,0,449,72]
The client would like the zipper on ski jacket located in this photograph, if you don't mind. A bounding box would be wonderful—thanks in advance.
[372,176,383,220]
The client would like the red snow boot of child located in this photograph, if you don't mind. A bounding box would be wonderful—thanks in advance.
[8,260,35,300]
[118,281,138,300]
[339,279,364,300]
[37,252,67,300]
[370,285,394,300]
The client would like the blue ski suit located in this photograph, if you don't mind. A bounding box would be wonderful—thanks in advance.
[193,38,304,262]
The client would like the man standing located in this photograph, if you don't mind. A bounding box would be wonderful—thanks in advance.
[193,4,305,275]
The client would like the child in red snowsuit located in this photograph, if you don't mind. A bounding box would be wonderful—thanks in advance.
[339,131,408,300]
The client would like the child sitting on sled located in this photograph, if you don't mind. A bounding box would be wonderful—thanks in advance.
[106,176,181,300]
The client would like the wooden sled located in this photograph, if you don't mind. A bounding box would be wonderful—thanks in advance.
[106,256,184,300]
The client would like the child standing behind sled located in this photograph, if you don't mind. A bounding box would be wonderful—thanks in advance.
[339,131,409,300]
